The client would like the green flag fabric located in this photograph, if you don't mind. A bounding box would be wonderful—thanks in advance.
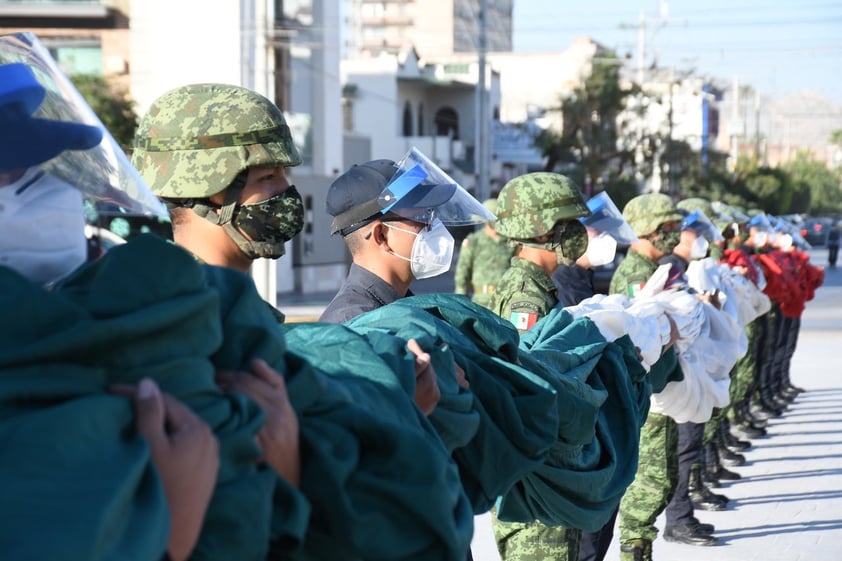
[0,236,473,561]
[496,305,651,531]
[345,294,560,514]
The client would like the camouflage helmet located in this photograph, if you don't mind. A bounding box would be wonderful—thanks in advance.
[493,172,590,239]
[623,193,683,237]
[132,83,301,199]
[677,197,713,217]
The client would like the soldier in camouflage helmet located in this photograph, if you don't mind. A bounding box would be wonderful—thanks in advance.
[609,193,712,560]
[132,83,304,273]
[453,198,515,309]
[489,172,590,561]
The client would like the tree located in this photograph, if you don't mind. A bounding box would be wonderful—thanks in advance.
[71,74,138,152]
[533,52,635,196]
[782,152,842,215]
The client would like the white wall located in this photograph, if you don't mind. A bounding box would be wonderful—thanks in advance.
[130,0,245,114]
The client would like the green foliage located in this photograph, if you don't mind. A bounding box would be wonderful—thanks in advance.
[782,152,842,214]
[830,129,842,146]
[735,167,793,214]
[534,52,634,194]
[70,74,138,152]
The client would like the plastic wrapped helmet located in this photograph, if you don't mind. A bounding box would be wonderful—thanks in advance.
[622,193,683,237]
[493,172,590,240]
[132,83,301,199]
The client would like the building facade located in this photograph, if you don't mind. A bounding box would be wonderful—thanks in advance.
[345,0,512,60]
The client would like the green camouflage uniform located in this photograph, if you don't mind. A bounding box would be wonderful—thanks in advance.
[610,195,683,560]
[454,228,515,309]
[490,258,582,561]
[487,172,591,561]
[490,257,557,333]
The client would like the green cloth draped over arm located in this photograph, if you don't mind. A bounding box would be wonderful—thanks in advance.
[345,293,560,514]
[495,304,651,531]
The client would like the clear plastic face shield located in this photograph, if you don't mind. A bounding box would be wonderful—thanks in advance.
[378,147,495,228]
[682,209,725,243]
[0,33,170,285]
[579,192,637,267]
[580,192,638,244]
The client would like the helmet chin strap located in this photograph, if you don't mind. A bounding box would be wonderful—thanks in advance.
[166,171,284,258]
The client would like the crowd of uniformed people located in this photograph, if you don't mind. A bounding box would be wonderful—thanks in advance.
[0,32,825,561]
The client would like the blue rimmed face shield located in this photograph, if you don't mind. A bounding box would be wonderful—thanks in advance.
[379,147,494,227]
[579,191,638,245]
[682,209,724,243]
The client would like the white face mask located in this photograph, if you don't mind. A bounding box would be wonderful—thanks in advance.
[753,231,768,247]
[777,233,793,251]
[0,169,88,285]
[689,235,710,259]
[384,218,455,279]
[584,232,617,267]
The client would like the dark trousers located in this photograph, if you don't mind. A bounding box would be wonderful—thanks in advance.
[578,507,618,561]
[664,421,705,527]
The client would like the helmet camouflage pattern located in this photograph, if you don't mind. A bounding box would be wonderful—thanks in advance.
[677,197,713,217]
[493,172,590,239]
[623,193,683,237]
[132,83,301,199]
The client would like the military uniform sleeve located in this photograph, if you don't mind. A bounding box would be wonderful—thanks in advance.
[454,236,474,295]
[608,258,650,298]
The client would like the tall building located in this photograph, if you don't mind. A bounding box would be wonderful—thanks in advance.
[346,0,512,59]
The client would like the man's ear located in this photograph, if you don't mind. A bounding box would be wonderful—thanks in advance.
[368,222,389,247]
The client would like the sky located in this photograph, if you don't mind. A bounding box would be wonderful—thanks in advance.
[511,0,842,104]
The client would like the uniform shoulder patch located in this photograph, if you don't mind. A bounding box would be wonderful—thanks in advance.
[510,311,539,331]
[626,282,645,297]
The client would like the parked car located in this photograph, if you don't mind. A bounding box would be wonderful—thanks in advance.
[800,217,833,247]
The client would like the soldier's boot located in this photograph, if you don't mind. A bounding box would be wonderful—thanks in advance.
[620,539,652,561]
[721,419,751,451]
[689,464,728,511]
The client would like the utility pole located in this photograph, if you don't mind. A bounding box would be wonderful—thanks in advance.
[728,76,740,172]
[476,0,490,201]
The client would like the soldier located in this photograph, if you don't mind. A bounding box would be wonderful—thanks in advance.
[453,197,515,308]
[610,193,716,561]
[320,150,493,324]
[132,83,305,276]
[488,171,591,561]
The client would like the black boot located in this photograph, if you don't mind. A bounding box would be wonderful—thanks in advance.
[717,425,746,466]
[663,524,718,546]
[723,426,751,451]
[690,465,728,510]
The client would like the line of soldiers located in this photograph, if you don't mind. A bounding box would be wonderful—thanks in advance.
[456,184,824,561]
[1,31,825,561]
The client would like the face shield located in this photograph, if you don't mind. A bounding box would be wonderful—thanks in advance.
[380,147,494,227]
[682,209,725,243]
[579,191,638,245]
[0,33,170,261]
[1,34,170,284]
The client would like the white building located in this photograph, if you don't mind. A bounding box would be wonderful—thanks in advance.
[345,0,512,60]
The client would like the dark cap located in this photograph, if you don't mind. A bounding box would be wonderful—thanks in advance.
[326,159,398,236]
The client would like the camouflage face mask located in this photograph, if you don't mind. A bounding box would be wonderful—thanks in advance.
[225,185,304,259]
[651,223,681,255]
[551,220,589,266]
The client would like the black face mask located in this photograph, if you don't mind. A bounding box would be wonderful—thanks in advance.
[224,185,305,259]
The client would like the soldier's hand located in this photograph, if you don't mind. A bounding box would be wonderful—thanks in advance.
[112,379,219,561]
[406,338,441,415]
[664,313,680,349]
[216,359,301,488]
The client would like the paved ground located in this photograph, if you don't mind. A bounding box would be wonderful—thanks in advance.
[278,250,842,560]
